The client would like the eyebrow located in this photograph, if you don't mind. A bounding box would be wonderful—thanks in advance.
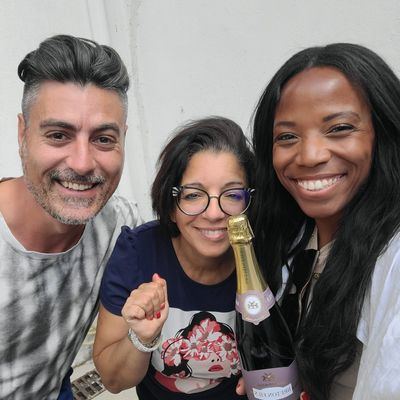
[93,123,121,135]
[40,119,75,130]
[39,119,121,135]
[274,120,296,129]
[182,181,245,188]
[274,111,361,129]
[322,111,361,123]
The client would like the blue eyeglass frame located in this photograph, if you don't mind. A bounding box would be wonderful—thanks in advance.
[171,186,255,216]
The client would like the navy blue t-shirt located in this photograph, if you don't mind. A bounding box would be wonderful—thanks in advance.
[101,221,246,399]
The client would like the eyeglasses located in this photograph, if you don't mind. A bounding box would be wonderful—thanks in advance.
[172,186,255,216]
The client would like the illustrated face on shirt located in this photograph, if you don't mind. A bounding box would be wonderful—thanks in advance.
[157,311,240,394]
[186,349,232,378]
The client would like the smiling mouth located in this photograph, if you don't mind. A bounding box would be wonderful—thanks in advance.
[199,229,226,239]
[59,180,97,191]
[296,175,343,191]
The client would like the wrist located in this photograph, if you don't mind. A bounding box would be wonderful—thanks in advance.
[127,328,162,353]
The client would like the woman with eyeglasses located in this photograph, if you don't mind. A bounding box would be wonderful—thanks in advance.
[236,43,400,400]
[93,116,254,399]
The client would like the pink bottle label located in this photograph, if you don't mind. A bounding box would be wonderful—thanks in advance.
[242,360,301,400]
[236,288,275,325]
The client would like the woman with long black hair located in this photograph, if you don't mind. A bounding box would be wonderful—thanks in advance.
[247,43,400,399]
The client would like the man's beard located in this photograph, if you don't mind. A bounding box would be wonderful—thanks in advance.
[23,166,107,225]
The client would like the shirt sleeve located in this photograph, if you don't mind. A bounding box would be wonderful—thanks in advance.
[353,234,400,399]
[100,225,144,316]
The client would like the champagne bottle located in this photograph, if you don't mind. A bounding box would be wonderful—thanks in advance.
[227,214,301,400]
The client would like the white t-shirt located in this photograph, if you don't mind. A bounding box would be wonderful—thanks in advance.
[279,230,400,399]
[353,231,400,399]
[0,195,140,399]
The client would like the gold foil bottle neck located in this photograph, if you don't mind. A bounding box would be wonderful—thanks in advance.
[227,215,254,244]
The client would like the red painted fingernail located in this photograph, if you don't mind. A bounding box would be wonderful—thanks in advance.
[301,392,310,400]
[156,312,161,319]
[160,303,165,310]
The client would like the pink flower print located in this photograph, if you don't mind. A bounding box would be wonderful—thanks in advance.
[230,359,240,375]
[198,318,222,342]
[218,334,238,362]
[162,337,185,367]
[197,342,211,360]
[183,318,224,361]
[184,340,212,361]
[182,331,203,360]
[215,334,240,374]
[188,318,222,344]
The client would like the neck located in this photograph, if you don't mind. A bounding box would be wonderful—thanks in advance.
[172,237,234,285]
[315,218,338,248]
[0,177,85,253]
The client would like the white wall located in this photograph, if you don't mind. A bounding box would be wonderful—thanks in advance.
[2,0,400,220]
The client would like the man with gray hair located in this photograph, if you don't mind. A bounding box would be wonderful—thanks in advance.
[0,35,140,398]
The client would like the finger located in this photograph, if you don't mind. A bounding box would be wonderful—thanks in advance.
[236,376,246,395]
[132,282,164,318]
[142,276,165,304]
[122,303,146,322]
[148,280,166,317]
[300,392,310,400]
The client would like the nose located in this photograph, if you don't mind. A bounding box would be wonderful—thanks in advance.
[296,136,331,167]
[203,196,226,219]
[66,138,96,175]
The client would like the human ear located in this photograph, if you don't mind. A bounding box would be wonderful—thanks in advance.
[17,113,27,156]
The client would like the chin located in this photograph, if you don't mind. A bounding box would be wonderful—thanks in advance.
[50,208,99,225]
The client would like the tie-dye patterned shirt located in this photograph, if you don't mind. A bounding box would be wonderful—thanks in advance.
[0,195,140,399]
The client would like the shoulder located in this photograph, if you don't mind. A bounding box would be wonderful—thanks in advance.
[377,231,400,268]
[354,232,400,398]
[100,221,167,315]
[107,220,168,263]
[99,194,141,227]
[369,231,400,307]
[359,232,400,336]
[84,195,141,249]
[117,220,164,244]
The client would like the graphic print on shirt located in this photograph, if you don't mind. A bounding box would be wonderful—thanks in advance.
[154,311,240,394]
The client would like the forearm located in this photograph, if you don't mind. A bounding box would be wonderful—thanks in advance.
[94,274,168,393]
[93,334,151,393]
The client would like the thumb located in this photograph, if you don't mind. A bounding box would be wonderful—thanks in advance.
[152,272,164,283]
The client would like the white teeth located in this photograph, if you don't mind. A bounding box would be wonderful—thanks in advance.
[60,181,94,191]
[297,176,341,191]
[200,229,225,237]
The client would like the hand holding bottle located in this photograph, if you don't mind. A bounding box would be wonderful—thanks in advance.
[121,273,169,344]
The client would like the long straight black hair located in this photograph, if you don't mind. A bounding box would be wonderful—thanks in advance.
[250,43,400,399]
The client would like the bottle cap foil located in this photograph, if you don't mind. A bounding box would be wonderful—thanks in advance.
[227,214,254,244]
